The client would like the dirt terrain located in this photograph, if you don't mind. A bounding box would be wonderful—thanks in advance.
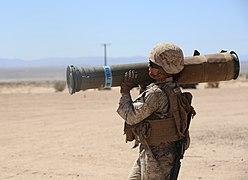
[0,77,248,180]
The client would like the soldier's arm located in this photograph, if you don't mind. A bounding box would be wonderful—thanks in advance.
[117,90,162,125]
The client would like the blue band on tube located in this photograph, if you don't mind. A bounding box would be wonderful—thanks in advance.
[103,66,112,88]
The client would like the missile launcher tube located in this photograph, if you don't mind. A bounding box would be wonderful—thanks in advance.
[66,51,240,94]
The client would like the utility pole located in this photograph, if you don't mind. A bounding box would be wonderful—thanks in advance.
[101,43,111,66]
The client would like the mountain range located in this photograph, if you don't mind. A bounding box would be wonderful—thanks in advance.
[0,56,147,81]
[0,56,147,68]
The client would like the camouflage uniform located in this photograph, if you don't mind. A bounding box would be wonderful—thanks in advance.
[117,42,188,180]
[117,77,178,180]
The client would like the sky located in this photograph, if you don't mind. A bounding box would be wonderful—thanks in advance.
[0,0,247,61]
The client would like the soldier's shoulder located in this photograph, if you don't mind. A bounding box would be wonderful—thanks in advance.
[147,83,164,94]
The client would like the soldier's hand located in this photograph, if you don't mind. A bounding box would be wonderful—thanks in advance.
[120,70,138,94]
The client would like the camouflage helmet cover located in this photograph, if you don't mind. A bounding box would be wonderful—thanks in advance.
[148,42,184,74]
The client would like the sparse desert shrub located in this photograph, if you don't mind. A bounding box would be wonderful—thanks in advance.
[205,82,219,88]
[53,81,66,92]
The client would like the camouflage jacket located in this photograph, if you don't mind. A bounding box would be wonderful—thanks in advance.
[117,77,177,125]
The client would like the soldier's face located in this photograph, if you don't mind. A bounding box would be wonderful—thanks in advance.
[148,63,160,79]
[148,62,170,80]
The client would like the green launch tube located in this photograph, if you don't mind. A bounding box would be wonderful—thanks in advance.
[66,51,240,95]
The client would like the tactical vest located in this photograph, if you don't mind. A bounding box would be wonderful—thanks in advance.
[124,85,196,147]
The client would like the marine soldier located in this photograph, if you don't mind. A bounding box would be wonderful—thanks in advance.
[117,42,196,180]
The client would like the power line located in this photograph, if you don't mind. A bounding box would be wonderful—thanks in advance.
[101,43,111,66]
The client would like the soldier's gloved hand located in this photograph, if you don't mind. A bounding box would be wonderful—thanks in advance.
[120,70,138,94]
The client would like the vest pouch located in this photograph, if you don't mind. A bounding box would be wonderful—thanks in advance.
[144,118,182,146]
[124,122,135,142]
[179,92,196,150]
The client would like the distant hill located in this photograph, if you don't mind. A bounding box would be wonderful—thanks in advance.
[240,61,248,74]
[0,56,147,81]
[0,67,67,81]
[0,56,147,68]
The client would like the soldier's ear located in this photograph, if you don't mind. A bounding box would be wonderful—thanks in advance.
[158,67,171,78]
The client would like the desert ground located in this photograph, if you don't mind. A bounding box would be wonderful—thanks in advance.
[0,76,248,180]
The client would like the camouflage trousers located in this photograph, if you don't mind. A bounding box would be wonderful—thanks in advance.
[128,142,176,180]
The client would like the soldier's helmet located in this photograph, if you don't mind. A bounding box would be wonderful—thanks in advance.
[148,42,184,74]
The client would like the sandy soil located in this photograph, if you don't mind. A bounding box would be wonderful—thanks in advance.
[0,78,248,180]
